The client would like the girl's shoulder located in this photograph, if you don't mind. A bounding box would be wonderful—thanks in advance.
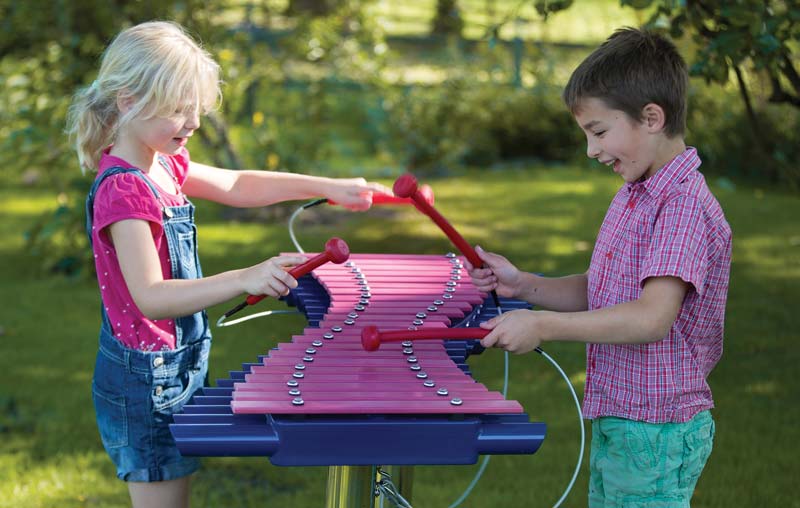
[93,171,162,224]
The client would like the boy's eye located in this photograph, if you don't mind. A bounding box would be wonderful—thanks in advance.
[593,130,606,137]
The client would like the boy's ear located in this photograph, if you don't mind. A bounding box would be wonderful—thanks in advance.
[641,103,666,133]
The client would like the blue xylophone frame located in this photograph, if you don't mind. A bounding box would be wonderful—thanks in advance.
[170,272,546,466]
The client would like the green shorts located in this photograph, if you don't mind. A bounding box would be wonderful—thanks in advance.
[589,410,714,508]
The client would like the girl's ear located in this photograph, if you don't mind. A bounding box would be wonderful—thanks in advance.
[116,93,136,115]
[641,103,666,133]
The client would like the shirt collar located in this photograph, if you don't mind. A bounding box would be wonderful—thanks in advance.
[626,147,701,198]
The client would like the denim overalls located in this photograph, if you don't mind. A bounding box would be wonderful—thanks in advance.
[85,164,211,482]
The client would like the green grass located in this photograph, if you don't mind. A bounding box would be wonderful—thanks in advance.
[1,165,798,508]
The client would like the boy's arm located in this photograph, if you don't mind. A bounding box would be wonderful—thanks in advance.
[480,275,688,354]
[516,272,589,312]
[467,246,589,312]
[182,161,392,210]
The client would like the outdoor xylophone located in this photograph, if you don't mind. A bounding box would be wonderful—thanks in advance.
[170,178,547,507]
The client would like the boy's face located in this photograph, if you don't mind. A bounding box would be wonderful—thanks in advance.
[573,98,660,183]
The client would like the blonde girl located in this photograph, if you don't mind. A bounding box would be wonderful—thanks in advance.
[67,20,389,507]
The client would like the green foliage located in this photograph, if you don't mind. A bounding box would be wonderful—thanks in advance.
[688,86,800,184]
[626,0,800,186]
[383,80,582,172]
[533,0,574,20]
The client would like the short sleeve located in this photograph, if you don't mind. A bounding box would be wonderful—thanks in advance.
[640,195,708,296]
[92,173,163,239]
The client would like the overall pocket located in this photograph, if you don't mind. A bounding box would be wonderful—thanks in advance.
[176,230,198,277]
[92,381,128,449]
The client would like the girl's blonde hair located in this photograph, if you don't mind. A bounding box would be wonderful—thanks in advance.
[66,21,221,173]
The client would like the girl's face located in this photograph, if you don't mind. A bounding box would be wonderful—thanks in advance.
[128,106,200,157]
[573,98,658,183]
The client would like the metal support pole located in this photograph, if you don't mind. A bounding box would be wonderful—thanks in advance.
[325,465,377,508]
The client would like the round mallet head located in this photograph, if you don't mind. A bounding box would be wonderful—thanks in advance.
[392,173,419,199]
[325,237,350,264]
[361,325,381,352]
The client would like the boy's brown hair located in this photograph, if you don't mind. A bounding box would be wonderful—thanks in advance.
[563,27,688,138]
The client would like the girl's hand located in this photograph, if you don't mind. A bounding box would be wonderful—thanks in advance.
[464,246,524,299]
[239,255,308,298]
[479,309,549,354]
[326,178,394,211]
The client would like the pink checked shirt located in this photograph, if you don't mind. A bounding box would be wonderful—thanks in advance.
[584,147,731,423]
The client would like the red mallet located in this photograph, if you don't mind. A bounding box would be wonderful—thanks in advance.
[327,185,434,207]
[392,173,482,269]
[220,237,350,324]
[361,325,489,351]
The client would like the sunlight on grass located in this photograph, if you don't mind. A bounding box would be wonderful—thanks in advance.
[0,194,60,216]
[368,0,643,44]
[744,381,778,395]
[0,451,126,508]
[569,370,586,385]
[735,235,800,277]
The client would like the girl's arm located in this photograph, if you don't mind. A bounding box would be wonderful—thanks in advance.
[109,219,307,320]
[182,161,393,210]
[479,276,688,354]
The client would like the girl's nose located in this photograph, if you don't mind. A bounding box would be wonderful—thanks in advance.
[185,110,200,130]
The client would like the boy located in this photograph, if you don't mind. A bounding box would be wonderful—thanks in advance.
[467,28,731,506]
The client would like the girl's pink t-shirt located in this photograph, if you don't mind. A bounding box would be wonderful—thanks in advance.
[90,148,191,351]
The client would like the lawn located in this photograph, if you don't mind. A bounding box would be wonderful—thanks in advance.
[0,163,798,508]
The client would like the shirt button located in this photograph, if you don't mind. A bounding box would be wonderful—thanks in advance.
[153,357,164,368]
[154,386,164,396]
[606,252,613,260]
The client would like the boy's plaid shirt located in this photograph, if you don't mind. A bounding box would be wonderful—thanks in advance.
[583,148,732,423]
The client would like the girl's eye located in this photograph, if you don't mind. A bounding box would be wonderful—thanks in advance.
[593,130,606,137]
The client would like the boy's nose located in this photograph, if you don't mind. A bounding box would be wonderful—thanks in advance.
[586,139,601,159]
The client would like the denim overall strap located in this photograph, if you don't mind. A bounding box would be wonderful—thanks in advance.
[160,195,210,346]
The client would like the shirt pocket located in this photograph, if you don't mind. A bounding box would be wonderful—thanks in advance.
[618,214,651,300]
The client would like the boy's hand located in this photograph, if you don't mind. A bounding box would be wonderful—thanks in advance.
[240,255,307,298]
[326,178,394,211]
[465,246,523,299]
[479,309,548,354]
